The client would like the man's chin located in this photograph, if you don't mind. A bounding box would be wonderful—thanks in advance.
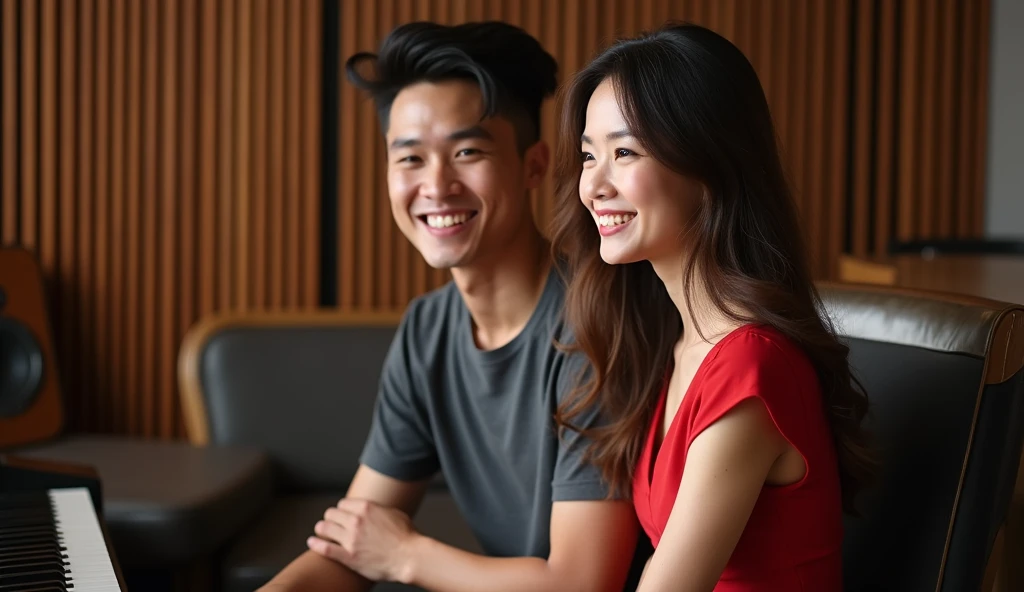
[419,251,471,271]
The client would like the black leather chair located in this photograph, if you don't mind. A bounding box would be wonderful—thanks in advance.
[819,282,1024,592]
[178,311,481,592]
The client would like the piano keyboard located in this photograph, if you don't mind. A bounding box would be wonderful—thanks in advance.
[0,487,121,591]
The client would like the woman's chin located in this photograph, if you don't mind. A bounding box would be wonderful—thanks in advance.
[599,246,642,266]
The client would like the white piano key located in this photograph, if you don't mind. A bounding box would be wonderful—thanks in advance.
[48,488,122,591]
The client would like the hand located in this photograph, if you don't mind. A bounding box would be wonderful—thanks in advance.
[307,498,420,583]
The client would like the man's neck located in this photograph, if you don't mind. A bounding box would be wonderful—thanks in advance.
[450,227,552,351]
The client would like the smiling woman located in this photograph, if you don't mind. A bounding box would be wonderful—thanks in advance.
[550,22,876,592]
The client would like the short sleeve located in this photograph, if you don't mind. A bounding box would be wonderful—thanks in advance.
[551,350,617,501]
[359,307,440,481]
[688,329,815,452]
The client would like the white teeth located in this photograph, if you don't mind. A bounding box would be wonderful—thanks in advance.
[426,213,471,228]
[598,213,635,227]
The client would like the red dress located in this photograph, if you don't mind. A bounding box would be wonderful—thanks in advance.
[632,325,844,591]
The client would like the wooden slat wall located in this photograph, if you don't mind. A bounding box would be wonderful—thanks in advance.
[0,0,323,439]
[335,0,992,311]
[0,0,992,439]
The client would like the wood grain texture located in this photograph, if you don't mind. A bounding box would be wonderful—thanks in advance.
[0,0,992,437]
[0,0,322,438]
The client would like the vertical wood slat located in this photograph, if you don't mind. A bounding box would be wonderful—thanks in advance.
[78,0,95,433]
[110,0,125,433]
[303,0,321,309]
[178,0,197,438]
[94,0,110,433]
[936,0,956,237]
[2,0,16,243]
[125,0,142,434]
[850,0,874,258]
[39,0,57,272]
[826,0,851,281]
[971,0,991,236]
[19,0,37,250]
[1,0,322,439]
[234,0,251,314]
[268,0,285,308]
[141,0,157,436]
[286,0,302,308]
[917,0,939,238]
[873,0,897,256]
[58,0,79,435]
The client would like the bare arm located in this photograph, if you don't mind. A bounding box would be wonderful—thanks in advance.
[258,465,431,592]
[394,499,639,592]
[636,398,790,592]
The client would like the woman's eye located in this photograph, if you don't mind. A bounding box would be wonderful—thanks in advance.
[615,148,636,158]
[581,152,595,162]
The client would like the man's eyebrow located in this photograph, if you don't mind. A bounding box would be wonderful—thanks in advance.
[448,125,494,142]
[389,137,420,150]
[581,130,633,145]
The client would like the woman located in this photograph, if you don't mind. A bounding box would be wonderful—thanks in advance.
[550,23,875,591]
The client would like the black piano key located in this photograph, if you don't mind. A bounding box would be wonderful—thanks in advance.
[0,532,61,548]
[0,540,65,561]
[0,491,51,507]
[0,577,69,585]
[0,568,70,587]
[2,560,69,575]
[0,550,68,568]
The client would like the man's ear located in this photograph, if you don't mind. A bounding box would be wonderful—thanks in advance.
[522,140,550,190]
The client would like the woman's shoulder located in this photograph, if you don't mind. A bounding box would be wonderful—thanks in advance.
[710,324,807,367]
[695,323,819,401]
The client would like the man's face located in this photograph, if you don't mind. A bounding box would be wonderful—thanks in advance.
[385,80,548,270]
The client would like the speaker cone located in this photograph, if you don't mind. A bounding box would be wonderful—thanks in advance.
[0,317,45,417]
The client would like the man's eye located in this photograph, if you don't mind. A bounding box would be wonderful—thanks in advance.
[456,148,481,157]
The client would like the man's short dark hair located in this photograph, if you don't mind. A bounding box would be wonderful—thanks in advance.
[345,21,558,152]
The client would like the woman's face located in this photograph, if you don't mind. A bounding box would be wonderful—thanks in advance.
[578,78,704,267]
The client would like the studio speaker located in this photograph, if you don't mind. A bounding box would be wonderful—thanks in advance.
[0,247,64,448]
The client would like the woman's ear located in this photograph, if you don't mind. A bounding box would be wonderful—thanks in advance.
[522,140,550,190]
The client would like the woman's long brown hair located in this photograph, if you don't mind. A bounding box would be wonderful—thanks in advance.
[550,23,875,513]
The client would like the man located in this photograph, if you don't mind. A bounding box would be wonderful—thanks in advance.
[260,21,646,592]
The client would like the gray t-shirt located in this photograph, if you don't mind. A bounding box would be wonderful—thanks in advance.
[359,267,608,558]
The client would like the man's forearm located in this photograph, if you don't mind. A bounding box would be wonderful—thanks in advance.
[258,550,373,592]
[399,536,613,592]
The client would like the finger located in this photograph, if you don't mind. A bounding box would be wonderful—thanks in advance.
[307,535,353,563]
[324,507,362,530]
[314,518,347,545]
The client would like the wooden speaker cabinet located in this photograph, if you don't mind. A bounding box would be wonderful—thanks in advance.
[0,247,64,448]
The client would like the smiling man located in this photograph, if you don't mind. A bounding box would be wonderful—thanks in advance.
[257,21,647,592]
